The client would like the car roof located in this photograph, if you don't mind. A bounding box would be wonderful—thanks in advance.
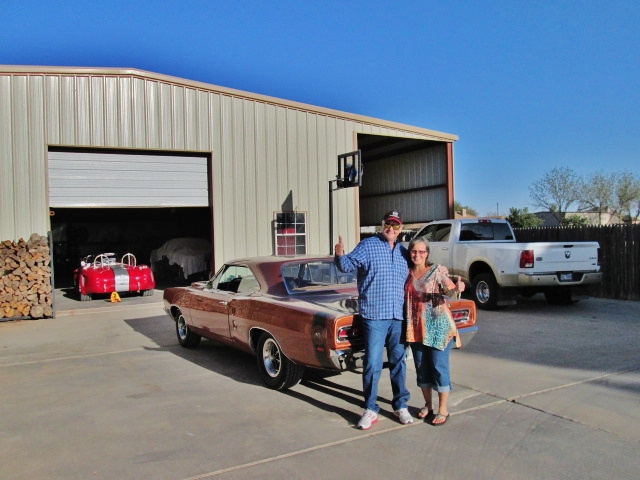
[221,255,337,295]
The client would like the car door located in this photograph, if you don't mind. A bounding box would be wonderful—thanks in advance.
[188,265,253,340]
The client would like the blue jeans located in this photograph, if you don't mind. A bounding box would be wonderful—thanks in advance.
[362,318,410,413]
[410,339,454,393]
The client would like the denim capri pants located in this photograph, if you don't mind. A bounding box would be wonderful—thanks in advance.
[410,339,454,393]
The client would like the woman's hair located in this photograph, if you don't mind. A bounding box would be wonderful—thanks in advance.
[407,237,432,266]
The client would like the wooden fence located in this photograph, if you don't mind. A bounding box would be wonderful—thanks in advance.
[514,224,640,301]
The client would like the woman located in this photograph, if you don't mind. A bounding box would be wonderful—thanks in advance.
[405,237,465,426]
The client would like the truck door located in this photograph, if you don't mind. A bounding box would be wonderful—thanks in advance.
[415,222,454,267]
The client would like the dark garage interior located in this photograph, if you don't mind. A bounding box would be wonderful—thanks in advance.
[50,207,212,289]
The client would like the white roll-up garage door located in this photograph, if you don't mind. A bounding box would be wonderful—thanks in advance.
[48,151,209,207]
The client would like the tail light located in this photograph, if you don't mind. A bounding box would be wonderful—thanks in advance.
[333,315,363,346]
[337,326,351,342]
[451,307,473,328]
[520,250,534,268]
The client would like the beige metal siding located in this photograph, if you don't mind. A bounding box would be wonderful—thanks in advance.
[0,66,457,266]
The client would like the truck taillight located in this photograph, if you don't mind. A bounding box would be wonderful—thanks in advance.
[520,250,534,268]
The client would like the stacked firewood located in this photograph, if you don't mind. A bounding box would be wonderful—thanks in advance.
[0,234,53,319]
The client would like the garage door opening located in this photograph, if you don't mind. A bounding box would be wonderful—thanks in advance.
[51,207,212,289]
[48,149,213,291]
[356,133,453,233]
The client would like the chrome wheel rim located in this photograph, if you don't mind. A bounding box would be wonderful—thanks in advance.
[476,281,490,303]
[261,337,281,378]
[177,315,188,341]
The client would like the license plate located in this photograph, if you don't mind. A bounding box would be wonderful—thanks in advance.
[559,273,572,281]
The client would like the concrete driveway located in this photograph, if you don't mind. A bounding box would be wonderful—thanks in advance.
[1,293,639,480]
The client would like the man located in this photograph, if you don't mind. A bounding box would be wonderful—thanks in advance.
[334,210,412,429]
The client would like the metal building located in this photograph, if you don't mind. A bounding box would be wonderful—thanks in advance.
[0,65,458,286]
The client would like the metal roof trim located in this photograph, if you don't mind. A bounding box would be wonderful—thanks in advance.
[0,64,458,142]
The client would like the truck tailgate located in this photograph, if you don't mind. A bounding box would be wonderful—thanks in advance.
[532,242,599,272]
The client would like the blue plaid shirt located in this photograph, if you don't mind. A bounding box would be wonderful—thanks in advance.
[335,234,409,320]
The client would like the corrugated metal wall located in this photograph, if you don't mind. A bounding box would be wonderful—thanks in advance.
[0,67,457,266]
[359,144,449,225]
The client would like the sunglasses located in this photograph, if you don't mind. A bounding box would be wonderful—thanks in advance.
[383,222,402,231]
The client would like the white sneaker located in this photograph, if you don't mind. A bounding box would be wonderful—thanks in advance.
[394,407,414,425]
[357,409,378,430]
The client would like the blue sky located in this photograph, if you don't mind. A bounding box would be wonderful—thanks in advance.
[2,0,638,216]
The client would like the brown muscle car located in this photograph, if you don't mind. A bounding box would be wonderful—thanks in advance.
[163,255,478,391]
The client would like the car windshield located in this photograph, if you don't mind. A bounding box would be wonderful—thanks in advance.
[282,260,356,293]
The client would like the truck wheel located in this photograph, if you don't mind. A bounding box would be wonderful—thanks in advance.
[472,273,498,310]
[544,289,574,305]
[176,312,201,348]
[256,331,304,391]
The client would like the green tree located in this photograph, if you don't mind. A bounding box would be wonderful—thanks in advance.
[529,167,581,223]
[506,207,542,228]
[454,201,478,217]
[563,214,589,226]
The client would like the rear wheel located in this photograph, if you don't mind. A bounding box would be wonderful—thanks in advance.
[472,273,498,310]
[176,312,201,348]
[256,331,304,391]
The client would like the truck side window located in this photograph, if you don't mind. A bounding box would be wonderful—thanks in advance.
[433,224,451,241]
[416,225,437,241]
[416,224,450,242]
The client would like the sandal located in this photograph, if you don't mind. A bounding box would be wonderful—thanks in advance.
[431,413,449,426]
[417,405,434,419]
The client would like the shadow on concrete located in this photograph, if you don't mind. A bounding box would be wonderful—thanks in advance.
[122,314,393,422]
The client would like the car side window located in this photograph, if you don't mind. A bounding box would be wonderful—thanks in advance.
[213,265,254,293]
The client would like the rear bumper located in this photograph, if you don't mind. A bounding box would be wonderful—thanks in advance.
[457,325,478,349]
[517,271,602,287]
[329,348,365,370]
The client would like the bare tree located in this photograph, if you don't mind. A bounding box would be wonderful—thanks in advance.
[529,167,582,223]
[580,171,617,224]
[612,171,640,222]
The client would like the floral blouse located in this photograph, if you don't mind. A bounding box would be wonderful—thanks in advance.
[405,264,457,350]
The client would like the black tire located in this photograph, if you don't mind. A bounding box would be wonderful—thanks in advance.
[256,331,304,391]
[79,292,92,301]
[141,289,154,297]
[176,312,201,348]
[472,272,498,310]
[544,289,574,305]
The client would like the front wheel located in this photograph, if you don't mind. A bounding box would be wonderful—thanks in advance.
[256,331,304,391]
[472,273,498,310]
[176,312,201,348]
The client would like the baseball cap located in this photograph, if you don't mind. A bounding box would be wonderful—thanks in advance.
[382,210,403,225]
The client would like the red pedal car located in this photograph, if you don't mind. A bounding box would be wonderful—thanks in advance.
[73,253,156,301]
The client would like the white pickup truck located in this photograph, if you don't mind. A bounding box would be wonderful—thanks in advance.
[409,218,602,309]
